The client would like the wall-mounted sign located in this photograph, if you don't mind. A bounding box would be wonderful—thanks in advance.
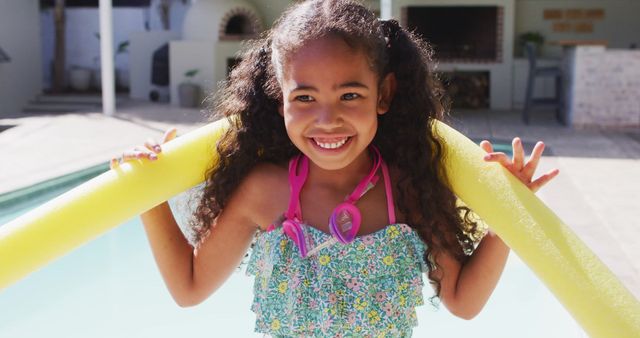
[545,8,605,34]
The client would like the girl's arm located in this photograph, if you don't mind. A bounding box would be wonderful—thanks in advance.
[114,128,260,307]
[141,187,258,306]
[431,138,559,319]
[430,230,510,320]
[140,201,197,306]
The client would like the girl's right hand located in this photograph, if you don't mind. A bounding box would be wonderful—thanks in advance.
[110,128,178,170]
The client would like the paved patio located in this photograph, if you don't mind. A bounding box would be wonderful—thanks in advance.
[0,99,638,304]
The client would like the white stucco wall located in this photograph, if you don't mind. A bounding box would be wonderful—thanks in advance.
[246,0,382,28]
[169,0,261,106]
[183,0,260,41]
[39,1,189,90]
[0,0,43,117]
[169,39,244,107]
[515,0,640,58]
[248,0,380,27]
[246,0,291,26]
[169,40,215,106]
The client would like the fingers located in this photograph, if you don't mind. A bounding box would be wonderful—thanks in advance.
[125,148,158,161]
[529,168,560,193]
[110,147,158,170]
[522,141,545,178]
[163,127,178,143]
[483,152,512,168]
[482,138,539,175]
[146,127,178,152]
[512,137,525,171]
[480,137,559,193]
[479,140,494,153]
[110,128,177,170]
[144,138,162,153]
[481,140,512,168]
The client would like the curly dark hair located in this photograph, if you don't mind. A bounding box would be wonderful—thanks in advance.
[186,0,484,307]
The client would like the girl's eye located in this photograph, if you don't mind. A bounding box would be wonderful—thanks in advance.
[295,95,314,103]
[341,93,360,101]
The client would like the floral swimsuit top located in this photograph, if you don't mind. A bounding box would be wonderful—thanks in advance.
[246,155,428,338]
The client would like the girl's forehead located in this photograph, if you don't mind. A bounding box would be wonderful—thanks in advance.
[280,36,377,87]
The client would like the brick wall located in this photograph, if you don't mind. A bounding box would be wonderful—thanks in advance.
[570,46,640,128]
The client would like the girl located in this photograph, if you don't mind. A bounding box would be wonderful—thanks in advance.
[112,0,559,336]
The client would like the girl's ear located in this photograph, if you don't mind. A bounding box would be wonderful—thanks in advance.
[377,72,397,115]
[278,103,284,116]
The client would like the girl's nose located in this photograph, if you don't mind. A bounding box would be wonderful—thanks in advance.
[315,108,342,127]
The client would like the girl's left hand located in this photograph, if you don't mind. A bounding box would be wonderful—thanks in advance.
[480,137,560,193]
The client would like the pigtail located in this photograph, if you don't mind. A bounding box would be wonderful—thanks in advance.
[380,19,401,55]
[374,19,482,306]
[187,37,296,245]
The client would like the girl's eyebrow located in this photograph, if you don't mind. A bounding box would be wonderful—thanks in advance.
[291,81,370,92]
[336,81,369,90]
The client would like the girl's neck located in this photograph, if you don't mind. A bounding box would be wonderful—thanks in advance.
[306,150,373,190]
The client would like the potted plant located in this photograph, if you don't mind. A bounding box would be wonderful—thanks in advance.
[69,65,92,91]
[518,31,545,57]
[92,33,102,90]
[178,69,202,108]
[115,40,130,90]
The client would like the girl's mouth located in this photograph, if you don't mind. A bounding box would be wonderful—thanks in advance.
[312,136,352,150]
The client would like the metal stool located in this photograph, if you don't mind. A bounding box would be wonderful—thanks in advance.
[523,42,565,125]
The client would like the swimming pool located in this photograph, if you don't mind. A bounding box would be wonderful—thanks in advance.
[0,160,586,338]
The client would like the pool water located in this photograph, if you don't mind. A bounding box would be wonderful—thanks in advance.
[0,156,585,338]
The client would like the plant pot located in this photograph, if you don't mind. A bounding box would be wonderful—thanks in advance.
[149,86,170,103]
[527,42,543,57]
[178,82,202,108]
[93,69,101,90]
[93,69,129,92]
[116,68,130,90]
[69,67,92,91]
[519,41,544,58]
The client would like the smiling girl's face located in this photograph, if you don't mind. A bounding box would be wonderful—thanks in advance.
[279,35,395,172]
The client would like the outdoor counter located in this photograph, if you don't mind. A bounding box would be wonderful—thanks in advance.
[560,42,640,128]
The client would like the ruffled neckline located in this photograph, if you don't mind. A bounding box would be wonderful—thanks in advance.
[301,222,405,241]
[246,223,428,337]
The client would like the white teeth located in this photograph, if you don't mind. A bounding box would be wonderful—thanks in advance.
[314,137,349,149]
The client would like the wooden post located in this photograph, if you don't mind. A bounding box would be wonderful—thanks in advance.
[158,0,171,30]
[52,0,66,92]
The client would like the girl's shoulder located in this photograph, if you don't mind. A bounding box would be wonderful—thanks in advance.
[238,161,290,230]
[242,162,289,195]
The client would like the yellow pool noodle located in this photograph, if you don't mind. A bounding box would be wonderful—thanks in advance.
[0,119,639,337]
